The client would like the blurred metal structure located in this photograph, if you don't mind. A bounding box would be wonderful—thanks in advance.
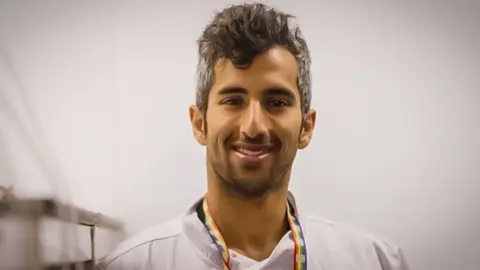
[0,197,125,270]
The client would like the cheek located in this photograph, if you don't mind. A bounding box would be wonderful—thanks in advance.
[274,116,303,146]
[206,112,235,149]
[283,130,302,149]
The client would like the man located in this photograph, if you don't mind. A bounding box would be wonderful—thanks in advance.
[98,3,410,270]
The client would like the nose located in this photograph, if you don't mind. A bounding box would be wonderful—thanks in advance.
[239,101,269,142]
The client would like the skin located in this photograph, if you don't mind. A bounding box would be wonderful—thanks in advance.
[189,46,316,261]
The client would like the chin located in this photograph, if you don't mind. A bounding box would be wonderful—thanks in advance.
[227,175,278,196]
[229,182,273,198]
[232,169,272,182]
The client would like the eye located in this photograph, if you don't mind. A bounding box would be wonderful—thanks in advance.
[222,97,244,106]
[268,100,289,107]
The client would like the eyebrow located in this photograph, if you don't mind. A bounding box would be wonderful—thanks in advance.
[266,88,296,100]
[217,87,247,95]
[217,87,296,100]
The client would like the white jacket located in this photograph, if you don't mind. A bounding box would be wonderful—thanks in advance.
[98,193,410,270]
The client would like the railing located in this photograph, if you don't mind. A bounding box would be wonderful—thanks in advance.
[0,198,125,270]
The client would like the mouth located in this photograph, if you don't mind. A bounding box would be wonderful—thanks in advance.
[232,143,274,164]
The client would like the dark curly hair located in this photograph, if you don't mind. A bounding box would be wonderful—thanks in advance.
[196,3,312,114]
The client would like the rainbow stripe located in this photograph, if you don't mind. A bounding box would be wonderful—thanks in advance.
[287,202,307,270]
[203,200,232,270]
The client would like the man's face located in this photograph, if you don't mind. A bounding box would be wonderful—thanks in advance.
[190,46,315,198]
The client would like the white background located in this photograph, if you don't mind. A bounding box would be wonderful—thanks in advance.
[1,1,479,269]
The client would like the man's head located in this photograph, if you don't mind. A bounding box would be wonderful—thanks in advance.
[190,3,316,198]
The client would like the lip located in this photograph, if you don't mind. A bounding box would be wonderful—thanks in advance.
[232,143,274,164]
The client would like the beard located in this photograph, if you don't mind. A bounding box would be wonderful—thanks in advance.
[207,149,291,199]
[219,170,277,198]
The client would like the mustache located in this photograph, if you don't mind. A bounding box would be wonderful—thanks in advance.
[238,132,279,146]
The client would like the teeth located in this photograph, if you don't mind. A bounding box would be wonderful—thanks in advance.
[237,148,265,156]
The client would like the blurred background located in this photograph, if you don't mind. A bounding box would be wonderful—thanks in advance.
[0,0,479,269]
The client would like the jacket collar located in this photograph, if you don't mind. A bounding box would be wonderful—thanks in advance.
[181,191,302,267]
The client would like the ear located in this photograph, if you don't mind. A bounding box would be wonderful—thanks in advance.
[189,105,207,146]
[298,109,316,149]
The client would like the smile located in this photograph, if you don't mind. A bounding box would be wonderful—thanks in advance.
[235,147,269,156]
[232,144,273,163]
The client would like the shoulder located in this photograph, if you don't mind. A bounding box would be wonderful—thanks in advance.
[302,214,410,269]
[97,216,183,269]
[303,214,394,245]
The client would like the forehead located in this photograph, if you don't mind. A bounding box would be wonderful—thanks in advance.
[211,46,299,97]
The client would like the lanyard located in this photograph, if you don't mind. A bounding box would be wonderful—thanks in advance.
[202,199,307,270]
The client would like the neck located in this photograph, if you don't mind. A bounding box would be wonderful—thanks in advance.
[204,169,291,261]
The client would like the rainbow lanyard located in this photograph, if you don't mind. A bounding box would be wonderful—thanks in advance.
[202,199,307,270]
